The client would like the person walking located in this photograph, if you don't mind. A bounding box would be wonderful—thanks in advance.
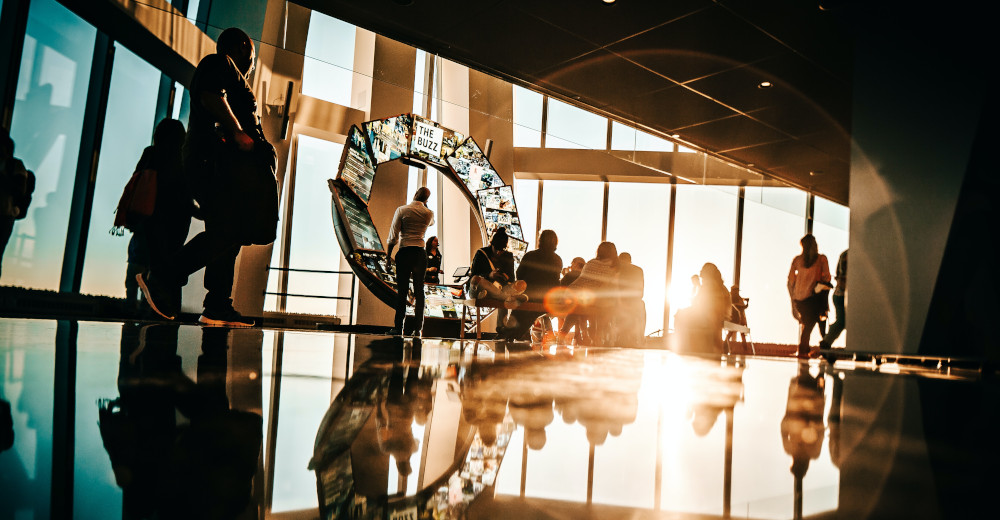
[787,234,831,358]
[138,28,278,327]
[819,249,847,349]
[386,187,435,336]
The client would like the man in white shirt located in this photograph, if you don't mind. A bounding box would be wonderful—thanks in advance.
[386,187,435,335]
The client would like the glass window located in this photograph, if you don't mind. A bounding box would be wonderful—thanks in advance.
[301,11,355,107]
[606,182,670,335]
[545,98,606,150]
[80,43,161,297]
[513,85,542,147]
[283,135,348,315]
[611,121,674,152]
[669,186,738,325]
[513,178,538,248]
[811,197,849,347]
[412,49,427,116]
[1,0,96,290]
[740,186,807,345]
[539,180,604,265]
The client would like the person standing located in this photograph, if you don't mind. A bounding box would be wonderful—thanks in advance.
[138,28,277,327]
[616,252,646,346]
[505,229,562,340]
[386,187,434,336]
[819,249,847,349]
[787,234,831,358]
[424,236,442,284]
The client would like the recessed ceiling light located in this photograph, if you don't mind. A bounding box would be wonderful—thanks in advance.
[809,170,824,176]
[758,81,773,89]
[602,0,617,4]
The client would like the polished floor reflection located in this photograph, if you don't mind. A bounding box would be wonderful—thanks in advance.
[0,318,995,519]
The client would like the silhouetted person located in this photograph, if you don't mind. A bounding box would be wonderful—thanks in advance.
[124,119,193,311]
[819,249,847,349]
[675,263,730,354]
[724,284,750,348]
[1,131,32,277]
[138,28,277,327]
[505,229,562,340]
[424,235,442,283]
[557,256,586,345]
[470,228,526,320]
[616,252,646,346]
[387,187,435,336]
[565,242,619,346]
[787,234,831,358]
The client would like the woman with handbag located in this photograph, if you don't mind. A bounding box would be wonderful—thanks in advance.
[787,234,832,358]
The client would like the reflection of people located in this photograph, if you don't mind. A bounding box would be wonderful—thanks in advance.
[424,236,442,284]
[616,252,646,346]
[675,263,731,354]
[505,230,562,340]
[139,28,275,327]
[781,364,827,517]
[386,187,434,336]
[819,249,847,349]
[787,234,831,358]
[124,119,192,311]
[101,324,263,518]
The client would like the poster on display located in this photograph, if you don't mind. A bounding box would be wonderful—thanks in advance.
[337,125,377,204]
[477,186,516,212]
[447,137,504,193]
[409,115,464,166]
[364,114,413,164]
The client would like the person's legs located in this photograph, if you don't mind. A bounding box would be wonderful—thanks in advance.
[394,247,425,333]
[409,250,426,335]
[820,293,846,348]
[795,300,819,357]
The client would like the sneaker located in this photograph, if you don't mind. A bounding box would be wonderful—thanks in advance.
[199,306,255,327]
[136,273,178,320]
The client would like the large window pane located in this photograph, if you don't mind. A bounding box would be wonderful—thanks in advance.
[811,197,849,347]
[545,98,606,150]
[539,180,603,264]
[80,44,160,297]
[607,182,670,335]
[513,178,538,248]
[301,12,355,107]
[669,186,738,326]
[2,0,96,289]
[611,121,674,152]
[513,85,542,147]
[284,135,347,315]
[740,187,807,345]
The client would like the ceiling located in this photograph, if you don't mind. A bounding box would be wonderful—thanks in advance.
[295,0,854,205]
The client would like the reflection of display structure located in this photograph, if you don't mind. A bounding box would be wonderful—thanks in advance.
[329,115,528,321]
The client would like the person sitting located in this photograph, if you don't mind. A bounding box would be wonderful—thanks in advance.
[504,230,562,341]
[674,263,731,354]
[469,228,527,307]
[563,242,619,346]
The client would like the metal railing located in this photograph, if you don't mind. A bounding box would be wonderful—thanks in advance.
[263,266,357,325]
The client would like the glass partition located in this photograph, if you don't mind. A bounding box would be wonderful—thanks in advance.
[1,0,96,289]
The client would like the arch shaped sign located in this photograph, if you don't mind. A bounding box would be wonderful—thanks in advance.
[328,113,527,311]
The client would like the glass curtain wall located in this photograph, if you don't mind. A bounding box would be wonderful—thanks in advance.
[79,44,161,297]
[544,98,606,149]
[300,10,355,107]
[606,182,670,335]
[740,187,807,345]
[513,85,542,147]
[539,180,603,265]
[1,0,96,290]
[668,185,739,325]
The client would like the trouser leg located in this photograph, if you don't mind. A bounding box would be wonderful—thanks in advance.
[394,247,425,332]
[822,293,846,346]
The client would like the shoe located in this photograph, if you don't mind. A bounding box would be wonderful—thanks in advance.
[136,273,178,320]
[199,306,255,327]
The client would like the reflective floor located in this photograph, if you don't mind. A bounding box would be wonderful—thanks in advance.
[0,318,995,519]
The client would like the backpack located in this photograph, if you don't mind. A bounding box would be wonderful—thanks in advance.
[12,169,34,220]
[112,167,157,234]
